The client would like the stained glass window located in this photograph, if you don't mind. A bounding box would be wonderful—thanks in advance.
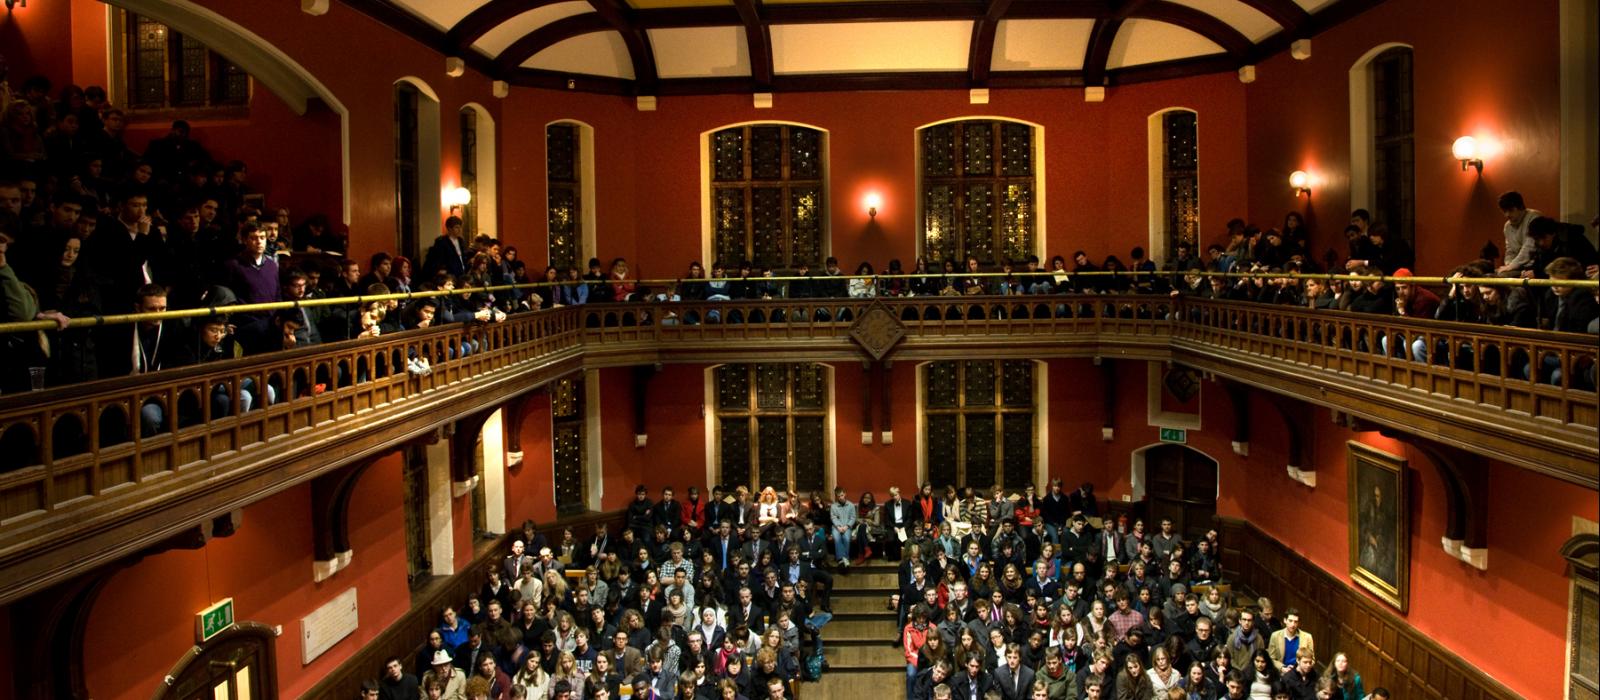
[1162,111,1200,259]
[118,11,250,111]
[395,84,420,261]
[547,123,583,272]
[552,375,587,516]
[922,360,1036,489]
[709,125,827,270]
[714,364,829,493]
[1372,47,1415,249]
[920,121,1035,267]
[459,109,479,237]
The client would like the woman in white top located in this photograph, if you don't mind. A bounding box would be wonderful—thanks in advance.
[942,488,972,539]
[848,262,878,298]
[512,650,551,700]
[1248,649,1280,699]
[756,487,782,528]
[1146,646,1183,693]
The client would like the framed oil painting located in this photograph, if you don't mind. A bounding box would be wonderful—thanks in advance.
[1348,442,1409,612]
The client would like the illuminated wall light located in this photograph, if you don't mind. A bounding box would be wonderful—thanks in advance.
[863,192,883,219]
[445,186,471,213]
[1289,170,1312,197]
[1452,136,1484,173]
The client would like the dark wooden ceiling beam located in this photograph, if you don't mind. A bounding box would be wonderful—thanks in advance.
[447,0,573,50]
[493,13,613,76]
[586,0,660,94]
[1081,17,1123,86]
[733,0,775,88]
[966,0,1016,86]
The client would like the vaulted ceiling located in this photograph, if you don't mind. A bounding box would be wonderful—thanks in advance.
[342,0,1382,95]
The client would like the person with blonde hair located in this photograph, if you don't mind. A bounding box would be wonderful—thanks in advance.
[551,650,585,699]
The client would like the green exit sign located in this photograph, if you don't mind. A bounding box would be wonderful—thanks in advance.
[196,598,235,643]
[1159,427,1187,444]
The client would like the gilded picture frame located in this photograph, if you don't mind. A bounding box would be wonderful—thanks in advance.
[1347,441,1409,612]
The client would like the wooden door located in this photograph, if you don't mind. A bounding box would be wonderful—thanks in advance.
[1144,445,1218,541]
[164,625,275,700]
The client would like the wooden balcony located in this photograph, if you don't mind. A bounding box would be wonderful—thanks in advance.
[0,294,1593,604]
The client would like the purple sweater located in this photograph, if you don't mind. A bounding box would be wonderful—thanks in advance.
[223,255,281,305]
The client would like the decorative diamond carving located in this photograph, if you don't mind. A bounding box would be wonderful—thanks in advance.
[849,303,905,360]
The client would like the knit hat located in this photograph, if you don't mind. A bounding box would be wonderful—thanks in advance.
[1393,268,1413,278]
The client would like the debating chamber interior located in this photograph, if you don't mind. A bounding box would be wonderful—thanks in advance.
[0,0,1596,698]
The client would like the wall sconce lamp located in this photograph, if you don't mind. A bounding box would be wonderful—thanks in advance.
[1289,170,1312,197]
[863,192,882,220]
[445,186,471,214]
[1452,136,1484,173]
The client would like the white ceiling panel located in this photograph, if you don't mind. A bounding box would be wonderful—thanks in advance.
[771,21,974,74]
[1106,19,1225,69]
[473,2,596,57]
[387,0,487,32]
[525,32,636,79]
[648,26,752,78]
[990,19,1095,71]
[1166,0,1281,42]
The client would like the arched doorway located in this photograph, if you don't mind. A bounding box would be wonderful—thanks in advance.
[158,622,277,700]
[1141,444,1218,540]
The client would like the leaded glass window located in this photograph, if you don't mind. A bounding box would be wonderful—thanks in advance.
[923,360,1036,489]
[710,125,826,270]
[117,10,250,111]
[1162,111,1200,259]
[1372,47,1415,249]
[395,84,420,261]
[547,123,583,272]
[920,121,1035,267]
[552,375,587,516]
[714,364,828,494]
[459,109,479,237]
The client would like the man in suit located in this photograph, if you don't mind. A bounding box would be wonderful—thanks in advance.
[728,585,765,634]
[882,486,917,561]
[706,520,740,572]
[653,486,684,538]
[584,523,614,568]
[423,216,467,280]
[603,629,645,678]
[993,643,1035,700]
[951,654,995,700]
[503,540,535,581]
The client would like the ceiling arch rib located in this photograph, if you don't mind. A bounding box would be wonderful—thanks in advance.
[967,0,1016,85]
[447,0,573,50]
[1135,2,1252,58]
[586,0,660,93]
[1081,17,1124,86]
[1236,0,1312,32]
[733,0,775,88]
[493,13,613,75]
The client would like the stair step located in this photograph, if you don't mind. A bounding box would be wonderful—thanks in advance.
[823,618,899,641]
[824,642,908,667]
[829,594,896,615]
[833,571,899,589]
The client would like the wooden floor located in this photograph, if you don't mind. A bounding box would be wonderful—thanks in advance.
[810,563,905,700]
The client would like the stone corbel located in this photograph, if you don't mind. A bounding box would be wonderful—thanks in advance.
[861,360,875,445]
[1402,437,1490,570]
[879,360,893,444]
[310,455,383,582]
[1224,382,1251,456]
[633,365,658,447]
[503,389,547,469]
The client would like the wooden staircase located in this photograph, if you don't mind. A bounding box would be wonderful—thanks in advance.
[809,563,907,699]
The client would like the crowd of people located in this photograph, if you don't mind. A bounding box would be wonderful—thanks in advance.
[358,480,1391,700]
[4,62,1595,400]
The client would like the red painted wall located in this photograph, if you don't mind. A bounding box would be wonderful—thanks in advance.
[0,0,76,94]
[81,452,411,700]
[1243,0,1562,273]
[498,77,1248,274]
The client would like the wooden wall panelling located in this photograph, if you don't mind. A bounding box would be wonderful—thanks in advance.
[304,509,625,700]
[1217,518,1517,700]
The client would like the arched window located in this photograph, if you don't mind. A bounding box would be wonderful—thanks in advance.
[920,360,1039,489]
[1148,110,1200,264]
[712,363,831,493]
[918,120,1039,267]
[547,121,596,272]
[707,124,826,270]
[112,9,250,111]
[1350,44,1416,250]
[394,79,440,261]
[459,108,479,237]
[1370,47,1416,248]
[552,374,588,516]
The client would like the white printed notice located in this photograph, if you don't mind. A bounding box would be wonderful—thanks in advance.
[302,587,359,664]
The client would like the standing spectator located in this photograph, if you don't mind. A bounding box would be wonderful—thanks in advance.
[1495,191,1541,276]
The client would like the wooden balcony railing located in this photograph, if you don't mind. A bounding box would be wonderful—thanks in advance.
[0,293,1594,603]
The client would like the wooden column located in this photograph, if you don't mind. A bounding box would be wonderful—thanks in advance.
[1099,358,1116,441]
[633,364,657,447]
[880,360,894,445]
[1225,381,1251,456]
[860,360,875,445]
